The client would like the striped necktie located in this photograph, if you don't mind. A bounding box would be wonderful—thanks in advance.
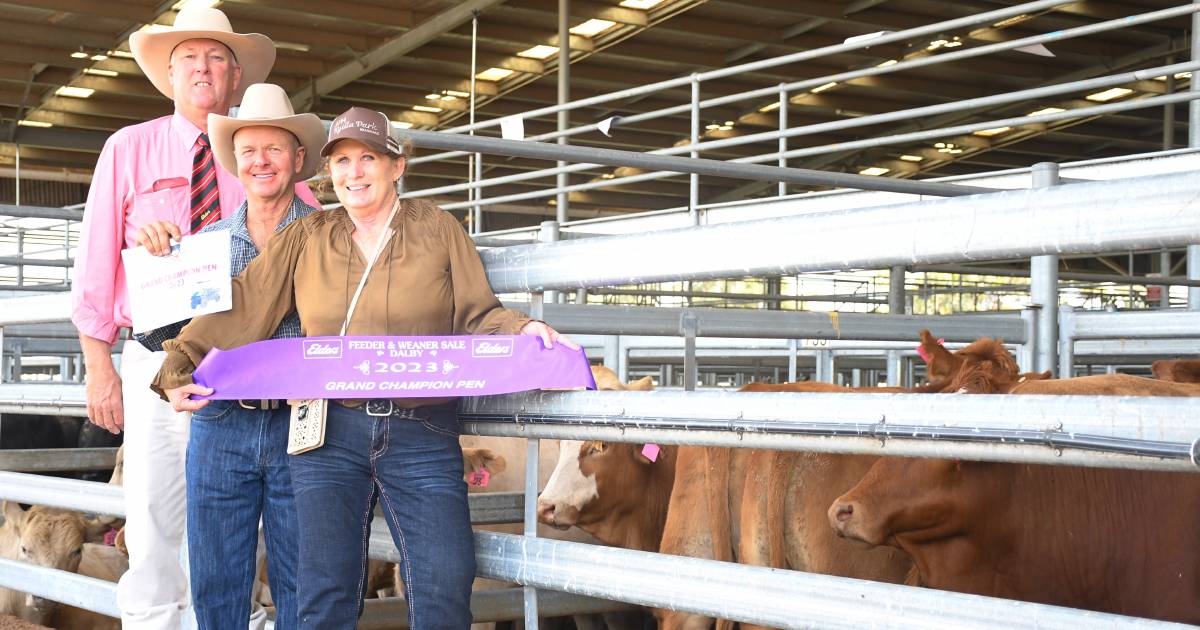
[189,132,220,233]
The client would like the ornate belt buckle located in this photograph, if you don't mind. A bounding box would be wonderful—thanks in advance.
[365,399,393,417]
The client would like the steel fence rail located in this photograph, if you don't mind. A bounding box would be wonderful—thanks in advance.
[457,532,1191,630]
[0,558,121,618]
[432,90,1200,211]
[400,130,990,198]
[428,0,1076,139]
[1059,309,1200,377]
[478,170,1200,292]
[507,303,1028,343]
[0,447,117,472]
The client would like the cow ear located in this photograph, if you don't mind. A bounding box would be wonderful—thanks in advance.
[627,376,655,391]
[2,501,23,530]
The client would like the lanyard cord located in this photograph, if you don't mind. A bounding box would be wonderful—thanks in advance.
[340,197,400,336]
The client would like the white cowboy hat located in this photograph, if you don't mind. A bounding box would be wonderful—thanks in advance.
[209,83,326,181]
[130,6,275,103]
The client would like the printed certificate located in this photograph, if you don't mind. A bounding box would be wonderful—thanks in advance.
[121,230,232,333]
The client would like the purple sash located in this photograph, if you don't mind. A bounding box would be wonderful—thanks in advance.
[191,335,595,400]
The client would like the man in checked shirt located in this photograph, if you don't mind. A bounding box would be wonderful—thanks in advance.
[69,7,318,629]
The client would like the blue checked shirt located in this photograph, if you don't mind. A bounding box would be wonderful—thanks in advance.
[134,196,319,351]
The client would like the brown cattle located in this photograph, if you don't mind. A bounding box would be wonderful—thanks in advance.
[1152,359,1200,383]
[655,382,916,630]
[831,458,1200,622]
[830,340,1200,622]
[0,503,87,625]
[537,367,667,551]
[937,337,1196,396]
[52,543,125,630]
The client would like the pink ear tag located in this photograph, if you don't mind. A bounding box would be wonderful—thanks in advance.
[916,344,930,362]
[641,443,661,462]
[468,469,491,487]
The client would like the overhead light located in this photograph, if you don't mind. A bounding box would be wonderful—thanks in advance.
[974,126,1011,137]
[619,0,664,8]
[600,172,615,179]
[570,19,617,37]
[844,31,888,45]
[83,68,119,77]
[810,81,838,93]
[993,14,1031,28]
[476,67,514,81]
[390,120,414,129]
[172,0,220,10]
[91,54,108,61]
[425,93,441,100]
[413,105,442,113]
[440,94,458,101]
[758,102,780,113]
[17,120,52,128]
[899,154,923,162]
[110,50,135,59]
[518,45,559,60]
[70,51,89,59]
[274,41,310,53]
[875,59,898,68]
[704,123,720,130]
[444,90,470,98]
[934,142,963,154]
[56,86,95,98]
[1085,87,1133,102]
[859,166,889,176]
[1156,71,1193,81]
[1028,106,1064,116]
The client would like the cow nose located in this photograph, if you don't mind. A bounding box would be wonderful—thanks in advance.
[835,502,854,522]
[828,500,856,535]
[536,499,556,525]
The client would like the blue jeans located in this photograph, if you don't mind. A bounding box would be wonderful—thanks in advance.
[288,402,474,630]
[186,400,299,630]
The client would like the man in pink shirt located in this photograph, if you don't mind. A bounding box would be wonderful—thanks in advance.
[70,7,318,629]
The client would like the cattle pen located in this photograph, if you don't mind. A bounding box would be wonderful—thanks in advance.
[2,0,1200,628]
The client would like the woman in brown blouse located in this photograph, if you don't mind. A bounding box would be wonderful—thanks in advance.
[154,106,574,629]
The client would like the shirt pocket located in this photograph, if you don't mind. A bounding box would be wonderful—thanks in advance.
[131,177,190,230]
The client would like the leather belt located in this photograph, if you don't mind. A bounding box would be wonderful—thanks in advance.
[238,399,283,411]
[334,399,447,418]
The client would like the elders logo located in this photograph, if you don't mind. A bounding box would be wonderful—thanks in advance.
[303,339,343,359]
[471,338,513,358]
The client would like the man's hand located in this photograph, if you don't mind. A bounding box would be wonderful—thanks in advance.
[520,320,580,351]
[165,383,213,413]
[134,221,183,257]
[85,365,124,434]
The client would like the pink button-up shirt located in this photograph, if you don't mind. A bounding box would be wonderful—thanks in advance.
[71,112,320,344]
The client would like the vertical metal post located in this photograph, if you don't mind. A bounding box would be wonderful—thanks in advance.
[885,350,901,387]
[1030,162,1060,376]
[851,368,862,388]
[574,288,586,305]
[1190,1,1200,310]
[524,232,548,629]
[15,230,24,287]
[1164,54,1177,151]
[815,349,833,383]
[555,0,570,225]
[522,435,540,629]
[617,336,629,384]
[73,355,83,384]
[888,266,905,314]
[689,75,700,225]
[538,221,560,304]
[469,12,481,234]
[787,339,797,382]
[0,327,5,385]
[777,84,787,197]
[602,335,619,370]
[1160,250,1172,308]
[1058,305,1075,378]
[1019,308,1038,372]
[682,312,698,391]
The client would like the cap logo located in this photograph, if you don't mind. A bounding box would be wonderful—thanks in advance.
[331,117,382,137]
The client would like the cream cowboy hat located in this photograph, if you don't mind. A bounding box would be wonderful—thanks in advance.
[130,5,275,103]
[209,83,326,180]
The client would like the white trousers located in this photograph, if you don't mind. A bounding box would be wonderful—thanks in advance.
[114,340,269,630]
[115,340,196,630]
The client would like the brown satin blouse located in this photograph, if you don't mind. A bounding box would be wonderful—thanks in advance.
[151,198,531,407]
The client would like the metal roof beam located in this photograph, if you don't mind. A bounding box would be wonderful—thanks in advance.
[291,0,510,113]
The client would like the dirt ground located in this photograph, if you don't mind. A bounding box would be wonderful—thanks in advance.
[0,616,50,630]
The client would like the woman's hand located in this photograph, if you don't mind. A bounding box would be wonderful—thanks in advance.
[165,383,214,413]
[135,221,182,257]
[520,321,580,350]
